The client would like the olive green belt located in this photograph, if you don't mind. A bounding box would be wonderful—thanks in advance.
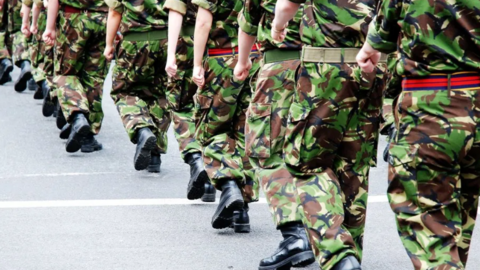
[123,29,168,41]
[301,47,387,63]
[263,49,301,64]
[180,25,195,37]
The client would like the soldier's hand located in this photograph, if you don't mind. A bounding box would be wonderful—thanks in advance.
[192,65,205,88]
[271,19,288,43]
[165,55,177,78]
[43,29,56,46]
[0,0,4,10]
[104,45,115,61]
[234,59,252,81]
[30,24,38,35]
[357,42,381,73]
[21,24,31,38]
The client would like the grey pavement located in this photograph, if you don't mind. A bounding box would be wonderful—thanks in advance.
[1,67,480,270]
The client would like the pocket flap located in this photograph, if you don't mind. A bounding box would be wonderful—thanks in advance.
[194,94,213,109]
[248,103,271,120]
[289,103,311,122]
[388,143,419,167]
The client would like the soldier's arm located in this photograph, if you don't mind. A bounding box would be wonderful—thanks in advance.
[43,0,59,45]
[164,0,187,77]
[271,0,300,42]
[234,0,260,80]
[192,6,212,87]
[21,4,32,37]
[30,3,41,34]
[104,8,122,61]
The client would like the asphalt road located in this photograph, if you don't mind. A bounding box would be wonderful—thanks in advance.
[1,67,480,270]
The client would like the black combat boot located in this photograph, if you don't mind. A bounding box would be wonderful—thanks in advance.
[29,78,40,96]
[81,133,103,153]
[56,102,67,129]
[212,180,244,229]
[147,154,161,173]
[0,58,13,85]
[133,127,156,171]
[259,222,315,270]
[14,60,32,92]
[41,81,55,117]
[53,99,58,117]
[232,203,250,233]
[383,125,396,163]
[66,113,90,153]
[201,181,216,202]
[59,123,71,139]
[185,152,209,200]
[332,256,361,270]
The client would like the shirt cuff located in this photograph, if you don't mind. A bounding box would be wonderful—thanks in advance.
[238,13,258,36]
[105,0,123,13]
[23,0,34,7]
[192,0,216,13]
[164,0,187,15]
[366,22,396,53]
[288,0,305,3]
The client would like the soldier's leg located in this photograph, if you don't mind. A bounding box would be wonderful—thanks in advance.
[12,31,32,92]
[167,36,210,199]
[0,5,13,85]
[388,89,476,270]
[285,62,382,270]
[248,60,315,269]
[31,11,48,100]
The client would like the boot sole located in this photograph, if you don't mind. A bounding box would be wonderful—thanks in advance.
[66,124,90,153]
[212,194,244,229]
[258,251,315,270]
[14,71,32,92]
[42,95,55,117]
[233,222,250,233]
[133,135,156,171]
[59,125,71,140]
[33,88,44,99]
[56,109,67,130]
[187,170,208,200]
[201,192,216,202]
[147,163,161,173]
[81,144,103,153]
[0,66,13,85]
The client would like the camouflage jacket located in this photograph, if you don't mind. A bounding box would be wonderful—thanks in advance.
[59,0,107,12]
[164,0,197,28]
[191,0,242,49]
[288,0,378,48]
[238,0,303,52]
[367,0,480,77]
[7,0,22,32]
[106,0,168,33]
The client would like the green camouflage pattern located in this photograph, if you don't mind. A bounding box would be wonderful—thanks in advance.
[55,12,107,135]
[12,31,30,66]
[194,53,261,202]
[7,0,22,33]
[246,59,303,226]
[388,88,480,270]
[105,0,167,33]
[368,0,480,77]
[31,11,48,83]
[191,0,242,49]
[283,61,386,269]
[166,36,202,159]
[0,1,12,61]
[165,0,197,27]
[288,0,377,48]
[59,0,107,13]
[238,0,303,51]
[110,39,171,153]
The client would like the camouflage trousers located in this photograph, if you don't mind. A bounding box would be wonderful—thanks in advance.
[166,35,202,159]
[31,11,51,83]
[12,31,30,66]
[0,6,11,61]
[194,52,260,202]
[284,61,386,270]
[111,37,171,153]
[388,76,480,270]
[246,58,303,227]
[55,11,107,135]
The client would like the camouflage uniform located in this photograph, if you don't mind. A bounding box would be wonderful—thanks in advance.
[239,0,304,227]
[0,0,12,63]
[29,0,50,84]
[192,0,260,202]
[281,0,386,269]
[8,0,30,66]
[368,1,480,269]
[107,0,171,154]
[54,0,108,135]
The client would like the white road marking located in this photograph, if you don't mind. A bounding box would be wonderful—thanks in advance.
[0,195,389,209]
[0,172,128,179]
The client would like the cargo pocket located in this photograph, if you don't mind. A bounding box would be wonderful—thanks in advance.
[193,93,213,145]
[284,102,312,168]
[245,103,271,158]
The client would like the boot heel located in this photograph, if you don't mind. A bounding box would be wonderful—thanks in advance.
[291,251,315,267]
[233,222,250,233]
[201,193,216,202]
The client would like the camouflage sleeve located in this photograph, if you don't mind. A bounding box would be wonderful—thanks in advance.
[191,0,216,13]
[288,0,305,3]
[366,0,402,53]
[105,0,123,13]
[33,0,43,7]
[23,0,34,7]
[164,0,187,15]
[238,0,261,36]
